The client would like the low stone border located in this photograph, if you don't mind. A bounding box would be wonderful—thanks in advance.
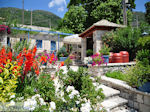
[101,76,150,112]
[88,62,136,75]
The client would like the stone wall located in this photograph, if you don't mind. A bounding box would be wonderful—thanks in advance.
[88,62,136,76]
[101,76,150,112]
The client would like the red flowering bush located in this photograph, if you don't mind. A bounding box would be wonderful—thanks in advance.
[16,46,40,77]
[0,25,11,34]
[0,47,12,68]
[91,53,104,66]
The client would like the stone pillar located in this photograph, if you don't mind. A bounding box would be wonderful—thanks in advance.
[93,30,108,54]
[0,34,7,47]
[81,38,86,61]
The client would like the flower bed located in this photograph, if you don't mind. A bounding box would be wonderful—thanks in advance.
[0,46,106,111]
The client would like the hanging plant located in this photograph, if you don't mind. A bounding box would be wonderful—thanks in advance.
[0,24,11,34]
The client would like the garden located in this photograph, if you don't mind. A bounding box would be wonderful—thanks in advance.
[101,27,150,92]
[0,25,106,111]
[0,21,150,112]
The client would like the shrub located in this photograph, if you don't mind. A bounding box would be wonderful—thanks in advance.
[99,44,110,55]
[126,62,150,88]
[86,49,93,56]
[102,27,141,60]
[58,67,105,105]
[138,36,150,50]
[105,71,126,81]
[0,61,19,102]
[136,49,150,65]
[57,46,68,58]
[34,73,55,102]
[64,57,72,70]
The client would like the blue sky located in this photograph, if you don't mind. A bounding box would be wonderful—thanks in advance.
[0,0,149,18]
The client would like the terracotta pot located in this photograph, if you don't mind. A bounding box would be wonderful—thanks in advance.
[109,52,114,63]
[113,53,123,63]
[120,51,129,63]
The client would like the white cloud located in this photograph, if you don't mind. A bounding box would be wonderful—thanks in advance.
[57,6,64,12]
[48,0,66,8]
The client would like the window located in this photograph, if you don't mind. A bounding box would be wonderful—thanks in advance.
[20,38,26,41]
[36,40,42,48]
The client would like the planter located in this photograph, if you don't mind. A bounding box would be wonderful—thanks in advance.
[102,55,109,63]
[120,51,129,63]
[113,53,123,63]
[109,52,114,63]
[59,57,68,62]
[138,82,150,93]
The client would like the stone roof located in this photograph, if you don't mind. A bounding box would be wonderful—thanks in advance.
[93,19,126,28]
[79,19,126,37]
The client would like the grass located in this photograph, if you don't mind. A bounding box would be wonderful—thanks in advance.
[105,71,126,81]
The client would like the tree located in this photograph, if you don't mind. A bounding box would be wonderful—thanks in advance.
[60,6,87,34]
[62,0,135,33]
[145,2,150,24]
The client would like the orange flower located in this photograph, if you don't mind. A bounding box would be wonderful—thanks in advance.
[39,56,47,64]
[32,46,37,56]
[35,69,39,75]
[60,61,64,66]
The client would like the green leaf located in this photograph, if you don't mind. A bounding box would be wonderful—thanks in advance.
[0,77,3,84]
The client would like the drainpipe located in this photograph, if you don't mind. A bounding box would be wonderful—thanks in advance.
[28,32,30,42]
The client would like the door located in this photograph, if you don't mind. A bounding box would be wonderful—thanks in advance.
[51,41,56,55]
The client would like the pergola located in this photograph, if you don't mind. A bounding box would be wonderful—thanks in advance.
[11,27,73,50]
[63,34,81,59]
[79,19,125,61]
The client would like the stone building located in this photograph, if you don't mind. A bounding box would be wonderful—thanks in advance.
[79,19,125,61]
[0,25,70,53]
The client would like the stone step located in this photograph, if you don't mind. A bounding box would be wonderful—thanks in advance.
[99,84,120,98]
[101,96,128,110]
[111,105,138,112]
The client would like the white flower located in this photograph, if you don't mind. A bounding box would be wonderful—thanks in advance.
[49,101,56,112]
[8,100,15,106]
[81,102,92,112]
[19,96,24,100]
[24,99,37,111]
[69,90,80,99]
[93,82,99,87]
[32,94,40,99]
[39,98,46,105]
[89,77,95,81]
[61,97,66,102]
[10,95,15,99]
[75,101,80,105]
[71,107,78,112]
[66,86,75,92]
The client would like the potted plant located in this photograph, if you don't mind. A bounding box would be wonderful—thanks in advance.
[57,46,69,61]
[99,44,110,63]
[86,49,93,57]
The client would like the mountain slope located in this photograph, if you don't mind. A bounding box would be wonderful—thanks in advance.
[0,7,61,28]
